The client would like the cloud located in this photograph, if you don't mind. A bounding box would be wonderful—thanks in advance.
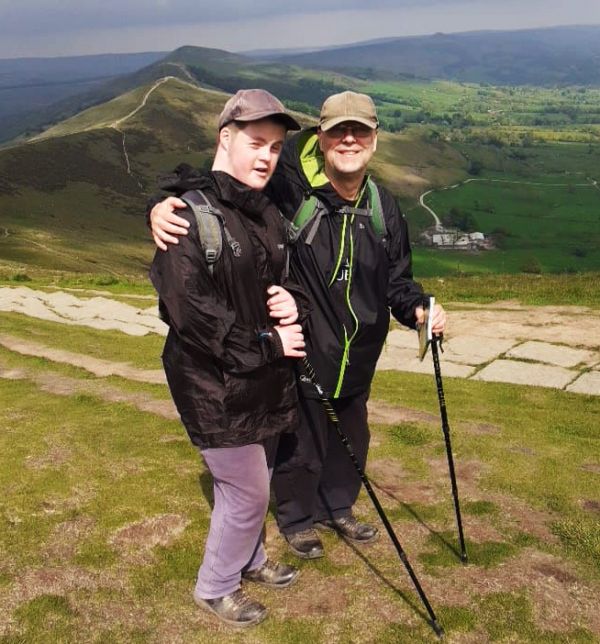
[0,0,599,58]
[0,0,484,34]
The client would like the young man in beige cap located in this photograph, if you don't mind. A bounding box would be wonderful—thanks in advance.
[150,89,308,628]
[149,90,446,560]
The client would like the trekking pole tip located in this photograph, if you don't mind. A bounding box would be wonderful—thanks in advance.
[432,620,445,638]
[461,552,468,564]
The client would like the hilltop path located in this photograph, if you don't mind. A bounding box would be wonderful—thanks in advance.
[1,286,598,395]
[109,74,222,185]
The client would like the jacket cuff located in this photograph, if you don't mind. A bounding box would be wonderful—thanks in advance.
[257,326,285,361]
[145,195,162,230]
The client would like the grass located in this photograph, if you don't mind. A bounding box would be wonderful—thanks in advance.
[0,312,164,371]
[0,304,599,642]
[419,271,600,307]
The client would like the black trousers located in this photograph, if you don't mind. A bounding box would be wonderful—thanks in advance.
[272,389,370,535]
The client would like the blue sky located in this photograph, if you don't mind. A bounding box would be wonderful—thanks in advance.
[1,0,599,58]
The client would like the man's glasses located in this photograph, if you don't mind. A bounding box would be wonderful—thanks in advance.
[324,123,375,139]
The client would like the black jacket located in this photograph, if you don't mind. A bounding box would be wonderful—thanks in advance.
[266,128,425,399]
[150,170,302,448]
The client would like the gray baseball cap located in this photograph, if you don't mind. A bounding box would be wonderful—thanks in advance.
[218,89,301,131]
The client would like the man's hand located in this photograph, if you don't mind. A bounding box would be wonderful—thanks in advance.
[274,323,306,358]
[267,285,298,326]
[150,197,190,250]
[415,303,447,335]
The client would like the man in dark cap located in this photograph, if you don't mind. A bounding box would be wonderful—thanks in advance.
[150,89,308,628]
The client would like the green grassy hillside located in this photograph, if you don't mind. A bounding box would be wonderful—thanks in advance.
[0,77,472,277]
[2,50,599,280]
[0,80,226,276]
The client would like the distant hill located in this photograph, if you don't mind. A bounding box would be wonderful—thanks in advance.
[0,45,362,144]
[0,52,166,143]
[0,77,465,276]
[272,25,600,86]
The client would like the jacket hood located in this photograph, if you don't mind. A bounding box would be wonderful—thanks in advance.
[296,128,329,189]
[158,164,273,219]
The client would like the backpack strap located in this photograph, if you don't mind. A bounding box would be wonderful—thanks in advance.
[366,177,387,238]
[289,178,387,245]
[180,189,225,275]
[288,194,320,244]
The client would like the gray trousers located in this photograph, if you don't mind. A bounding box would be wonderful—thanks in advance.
[194,438,277,599]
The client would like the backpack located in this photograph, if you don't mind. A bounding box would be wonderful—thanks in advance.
[180,189,241,275]
[288,177,387,245]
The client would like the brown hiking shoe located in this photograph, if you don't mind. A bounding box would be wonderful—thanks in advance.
[193,588,267,628]
[284,528,324,559]
[314,516,379,543]
[242,559,300,588]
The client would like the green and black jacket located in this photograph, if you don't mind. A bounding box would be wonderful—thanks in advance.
[266,127,425,400]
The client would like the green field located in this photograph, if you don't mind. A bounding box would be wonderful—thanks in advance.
[364,80,600,138]
[415,175,600,274]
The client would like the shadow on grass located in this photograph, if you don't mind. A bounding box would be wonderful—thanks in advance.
[341,536,441,636]
[370,478,464,562]
[197,470,214,507]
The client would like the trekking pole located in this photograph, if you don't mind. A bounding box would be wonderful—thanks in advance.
[419,296,467,564]
[430,334,467,564]
[301,357,444,639]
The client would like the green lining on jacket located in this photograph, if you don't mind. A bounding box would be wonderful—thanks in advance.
[298,130,329,188]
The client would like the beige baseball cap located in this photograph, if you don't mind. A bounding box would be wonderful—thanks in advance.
[319,91,378,132]
[218,89,301,131]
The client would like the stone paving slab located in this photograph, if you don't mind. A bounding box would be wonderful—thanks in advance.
[506,341,598,368]
[0,287,167,336]
[376,346,476,378]
[471,359,576,389]
[385,328,420,350]
[443,335,517,365]
[448,308,600,349]
[566,371,600,395]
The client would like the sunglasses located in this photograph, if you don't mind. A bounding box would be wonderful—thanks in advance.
[324,123,375,139]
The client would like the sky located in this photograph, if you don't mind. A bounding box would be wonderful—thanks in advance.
[1,0,599,59]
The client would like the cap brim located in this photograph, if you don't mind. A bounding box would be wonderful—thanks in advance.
[224,110,301,131]
[319,116,378,131]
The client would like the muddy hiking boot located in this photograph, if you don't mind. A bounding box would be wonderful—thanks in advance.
[314,516,379,543]
[242,559,300,588]
[194,588,267,628]
[284,528,324,559]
